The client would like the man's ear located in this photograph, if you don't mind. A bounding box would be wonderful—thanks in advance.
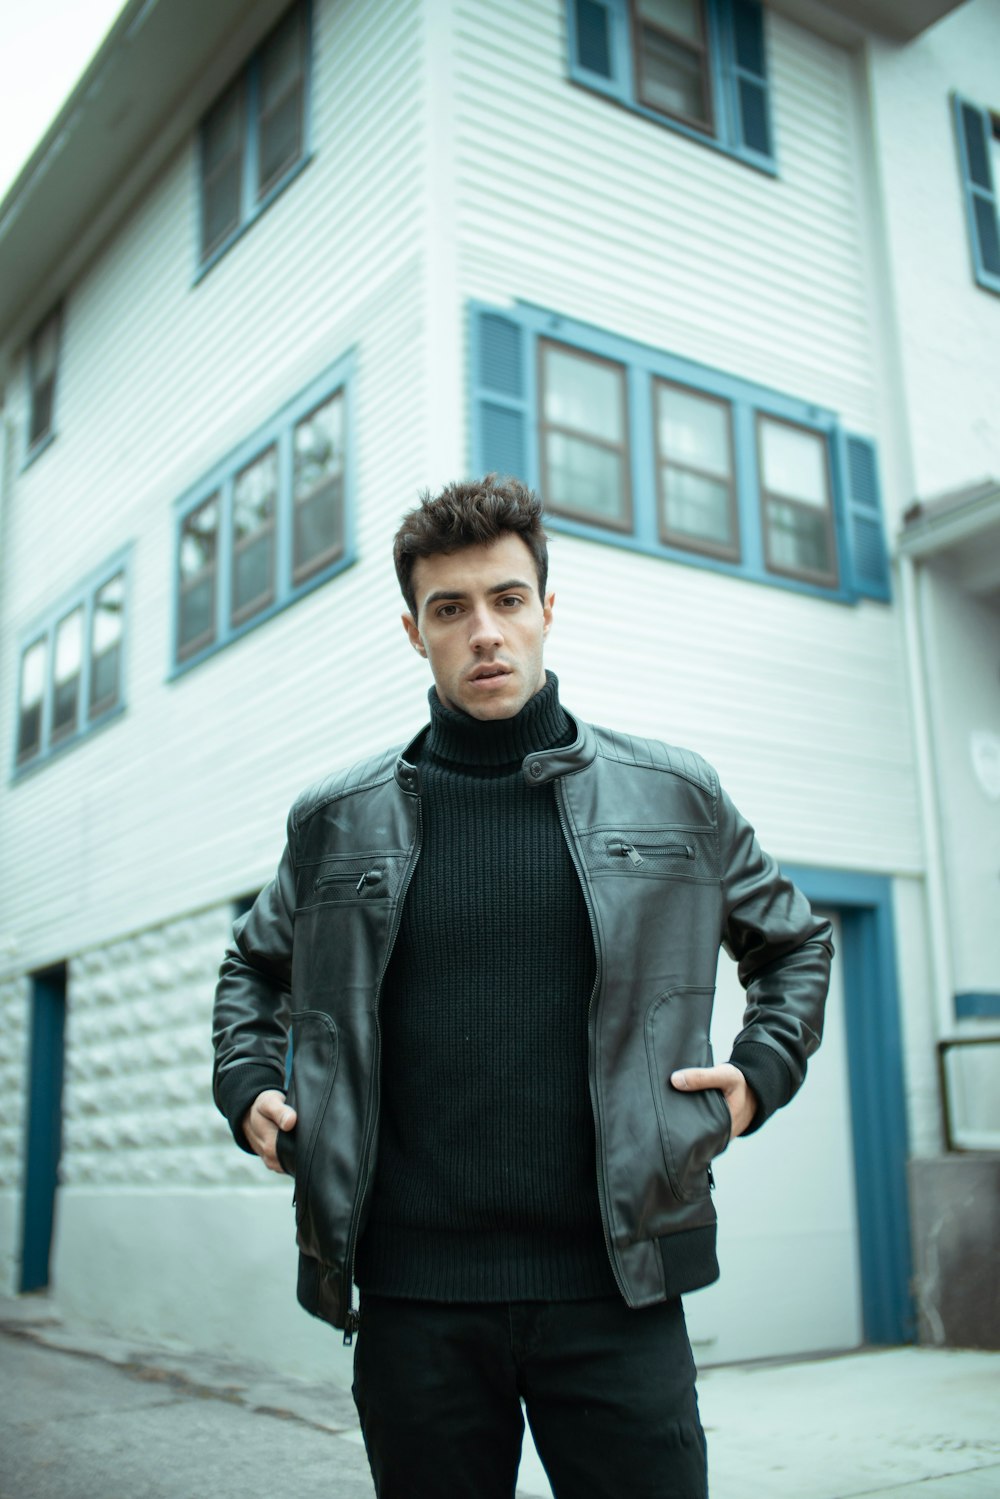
[402,612,427,658]
[542,590,555,638]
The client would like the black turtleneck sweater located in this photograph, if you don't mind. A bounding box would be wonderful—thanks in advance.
[354,673,618,1302]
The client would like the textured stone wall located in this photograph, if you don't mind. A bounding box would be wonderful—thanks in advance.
[0,973,31,1291]
[0,973,30,1194]
[62,906,272,1189]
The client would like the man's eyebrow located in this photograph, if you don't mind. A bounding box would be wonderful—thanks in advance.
[422,578,534,608]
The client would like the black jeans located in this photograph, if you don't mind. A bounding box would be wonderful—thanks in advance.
[352,1294,708,1498]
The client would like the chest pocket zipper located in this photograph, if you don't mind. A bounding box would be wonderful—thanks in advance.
[606,841,695,867]
[315,868,384,894]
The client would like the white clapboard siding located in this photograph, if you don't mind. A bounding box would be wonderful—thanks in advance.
[452,0,876,425]
[445,0,919,873]
[0,0,439,971]
[543,533,921,874]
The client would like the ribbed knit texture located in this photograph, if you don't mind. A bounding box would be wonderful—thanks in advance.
[355,674,617,1302]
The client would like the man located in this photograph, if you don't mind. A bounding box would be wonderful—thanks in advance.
[213,475,832,1499]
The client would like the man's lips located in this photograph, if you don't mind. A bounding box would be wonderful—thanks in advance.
[467,664,513,683]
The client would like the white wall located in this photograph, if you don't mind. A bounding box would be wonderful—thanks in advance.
[867,0,1000,500]
[920,571,1000,997]
[443,0,921,875]
[0,0,435,975]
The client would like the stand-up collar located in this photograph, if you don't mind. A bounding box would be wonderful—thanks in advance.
[425,672,571,769]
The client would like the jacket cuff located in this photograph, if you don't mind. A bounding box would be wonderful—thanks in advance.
[728,1041,794,1136]
[218,1063,286,1153]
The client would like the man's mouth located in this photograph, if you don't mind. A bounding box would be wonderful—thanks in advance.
[468,665,512,682]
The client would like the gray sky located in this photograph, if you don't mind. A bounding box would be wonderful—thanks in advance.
[0,0,126,200]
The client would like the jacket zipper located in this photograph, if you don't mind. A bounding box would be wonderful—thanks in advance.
[314,868,384,894]
[341,803,423,1345]
[555,779,628,1301]
[606,841,694,866]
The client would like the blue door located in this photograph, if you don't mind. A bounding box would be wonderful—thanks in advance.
[21,965,67,1293]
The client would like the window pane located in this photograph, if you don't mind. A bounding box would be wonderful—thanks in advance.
[259,91,303,195]
[293,393,345,578]
[258,5,305,197]
[542,347,623,443]
[637,0,701,44]
[29,309,60,446]
[51,608,83,741]
[18,639,46,762]
[179,495,219,656]
[546,431,626,522]
[637,27,709,124]
[260,7,304,112]
[90,574,124,716]
[759,419,828,508]
[201,82,244,257]
[656,385,730,477]
[765,497,832,576]
[232,447,277,622]
[662,470,733,546]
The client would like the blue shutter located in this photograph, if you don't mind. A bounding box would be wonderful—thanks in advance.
[840,434,890,603]
[566,0,630,104]
[953,95,1000,294]
[718,0,773,165]
[471,309,531,482]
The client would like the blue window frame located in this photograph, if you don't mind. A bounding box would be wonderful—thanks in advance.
[953,94,1000,296]
[197,0,312,271]
[566,0,774,172]
[171,355,355,674]
[13,552,129,777]
[470,302,890,603]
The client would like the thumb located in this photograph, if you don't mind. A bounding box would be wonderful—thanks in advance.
[278,1105,297,1131]
[670,1066,722,1091]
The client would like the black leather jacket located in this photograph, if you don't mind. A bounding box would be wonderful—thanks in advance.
[213,711,832,1337]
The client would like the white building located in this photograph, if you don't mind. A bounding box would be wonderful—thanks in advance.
[1,0,997,1379]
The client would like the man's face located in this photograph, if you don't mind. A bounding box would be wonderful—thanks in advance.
[402,533,554,721]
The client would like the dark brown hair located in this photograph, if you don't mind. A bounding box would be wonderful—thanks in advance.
[393,474,549,617]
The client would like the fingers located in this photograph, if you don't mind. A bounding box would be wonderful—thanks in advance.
[255,1090,297,1130]
[244,1089,298,1174]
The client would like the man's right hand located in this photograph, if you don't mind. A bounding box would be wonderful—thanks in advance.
[243,1089,297,1174]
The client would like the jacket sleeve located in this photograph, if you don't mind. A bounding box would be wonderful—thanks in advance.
[716,782,833,1135]
[212,806,298,1152]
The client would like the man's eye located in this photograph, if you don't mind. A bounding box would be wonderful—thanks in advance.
[499,596,523,608]
[437,604,460,618]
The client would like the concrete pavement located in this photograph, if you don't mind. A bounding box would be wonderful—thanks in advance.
[2,1294,998,1498]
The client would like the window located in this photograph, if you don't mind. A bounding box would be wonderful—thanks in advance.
[654,380,738,559]
[198,1,310,266]
[471,303,891,603]
[539,341,632,530]
[953,95,1000,296]
[14,559,128,774]
[567,0,773,170]
[757,415,836,587]
[26,306,62,455]
[173,359,353,671]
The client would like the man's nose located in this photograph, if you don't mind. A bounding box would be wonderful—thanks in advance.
[469,607,503,650]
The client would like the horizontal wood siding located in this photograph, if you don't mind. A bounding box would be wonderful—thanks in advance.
[449,0,918,873]
[452,0,875,421]
[0,0,435,971]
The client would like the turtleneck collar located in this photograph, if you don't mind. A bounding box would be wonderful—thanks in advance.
[425,672,571,769]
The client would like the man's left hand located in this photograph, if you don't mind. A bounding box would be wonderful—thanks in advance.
[669,1063,758,1139]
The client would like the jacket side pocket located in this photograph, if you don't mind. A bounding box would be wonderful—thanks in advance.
[278,1011,339,1225]
[644,988,731,1204]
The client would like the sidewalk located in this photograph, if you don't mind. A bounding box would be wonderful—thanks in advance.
[2,1294,998,1499]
